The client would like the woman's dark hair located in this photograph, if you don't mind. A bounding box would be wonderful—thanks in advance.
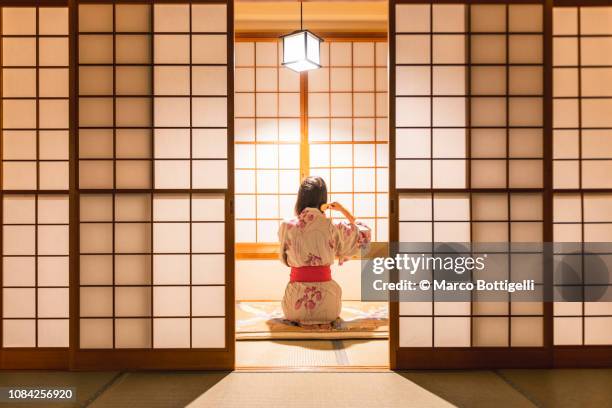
[295,176,327,216]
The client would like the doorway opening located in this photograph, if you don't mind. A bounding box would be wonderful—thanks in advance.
[233,1,389,369]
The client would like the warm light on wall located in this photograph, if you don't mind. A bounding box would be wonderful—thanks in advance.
[281,2,322,73]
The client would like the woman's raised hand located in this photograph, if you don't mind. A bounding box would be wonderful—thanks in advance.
[324,202,355,223]
[326,202,341,211]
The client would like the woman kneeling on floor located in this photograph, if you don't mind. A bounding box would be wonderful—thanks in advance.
[278,176,371,329]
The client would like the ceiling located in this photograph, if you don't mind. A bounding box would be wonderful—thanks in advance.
[234,1,388,34]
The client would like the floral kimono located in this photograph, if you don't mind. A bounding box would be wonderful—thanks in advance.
[278,207,371,324]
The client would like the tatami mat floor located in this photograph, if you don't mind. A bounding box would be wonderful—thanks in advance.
[235,339,389,368]
[2,369,612,407]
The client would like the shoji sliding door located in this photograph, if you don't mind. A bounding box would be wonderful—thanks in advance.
[308,40,389,242]
[1,4,70,368]
[390,1,550,368]
[75,1,233,370]
[234,39,388,253]
[552,3,612,366]
[234,40,301,245]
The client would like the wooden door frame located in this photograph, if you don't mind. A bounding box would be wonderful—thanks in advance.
[233,35,392,370]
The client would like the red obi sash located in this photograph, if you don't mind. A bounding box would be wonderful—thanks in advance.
[290,265,332,282]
